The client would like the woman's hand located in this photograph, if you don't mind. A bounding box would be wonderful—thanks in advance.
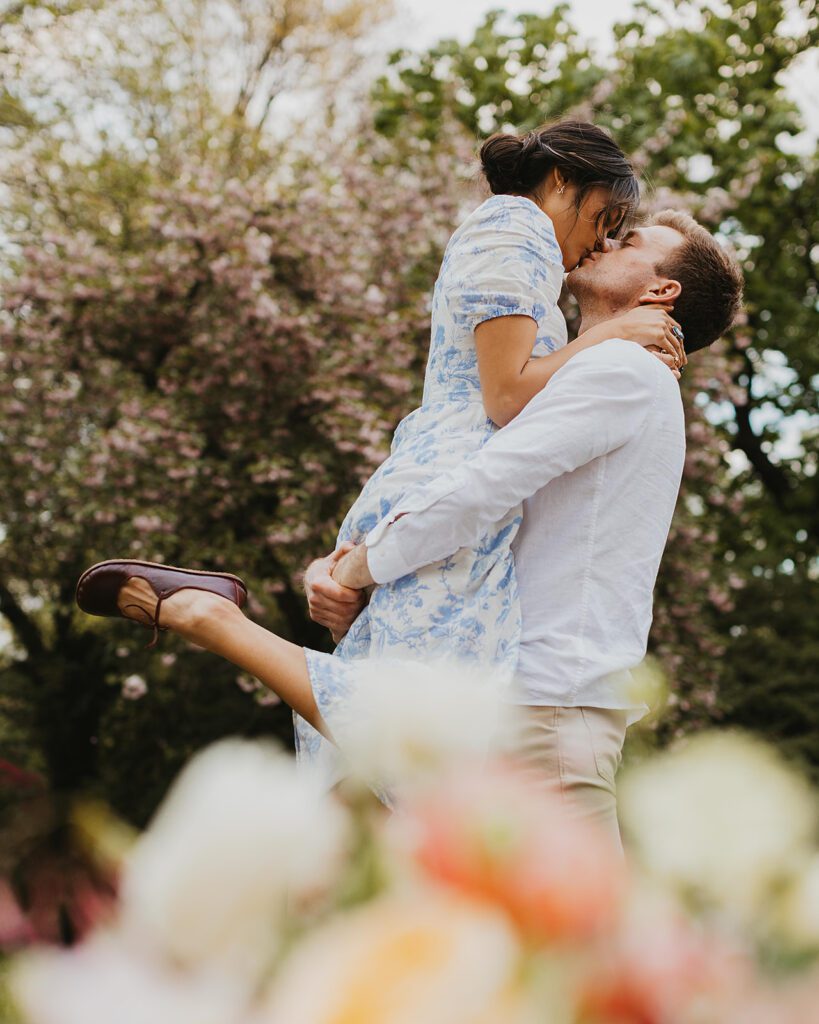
[599,306,687,368]
[304,543,367,643]
[331,543,376,591]
[645,346,682,381]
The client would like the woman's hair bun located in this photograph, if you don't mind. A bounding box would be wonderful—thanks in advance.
[477,121,640,241]
[479,133,525,195]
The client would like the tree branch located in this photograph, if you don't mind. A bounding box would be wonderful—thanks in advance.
[0,581,46,659]
[729,349,805,529]
[731,399,793,505]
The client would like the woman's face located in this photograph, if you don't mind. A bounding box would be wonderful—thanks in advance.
[547,186,626,272]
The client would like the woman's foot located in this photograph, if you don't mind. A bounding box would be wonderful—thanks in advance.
[116,577,240,637]
[77,560,324,733]
[76,560,247,647]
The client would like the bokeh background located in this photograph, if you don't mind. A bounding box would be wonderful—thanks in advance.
[0,0,816,834]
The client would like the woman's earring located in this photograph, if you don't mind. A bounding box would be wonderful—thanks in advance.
[557,183,566,194]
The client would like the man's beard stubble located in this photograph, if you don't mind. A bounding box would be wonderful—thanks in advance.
[565,263,633,330]
[564,262,596,311]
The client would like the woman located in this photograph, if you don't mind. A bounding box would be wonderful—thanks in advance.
[77,121,684,778]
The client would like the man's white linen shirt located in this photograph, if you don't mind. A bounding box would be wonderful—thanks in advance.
[364,339,686,723]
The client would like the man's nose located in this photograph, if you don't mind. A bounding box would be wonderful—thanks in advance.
[597,237,619,253]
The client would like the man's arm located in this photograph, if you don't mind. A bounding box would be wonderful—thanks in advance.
[334,340,665,589]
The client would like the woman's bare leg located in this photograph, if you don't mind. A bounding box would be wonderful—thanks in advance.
[117,579,330,738]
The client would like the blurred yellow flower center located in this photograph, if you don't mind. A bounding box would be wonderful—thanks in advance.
[329,927,452,1024]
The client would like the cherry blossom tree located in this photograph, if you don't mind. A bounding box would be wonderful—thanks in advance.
[0,0,470,825]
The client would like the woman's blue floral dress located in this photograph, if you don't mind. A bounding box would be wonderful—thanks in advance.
[296,195,567,780]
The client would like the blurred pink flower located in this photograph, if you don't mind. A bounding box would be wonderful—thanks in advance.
[578,895,752,1024]
[0,878,36,949]
[397,764,625,944]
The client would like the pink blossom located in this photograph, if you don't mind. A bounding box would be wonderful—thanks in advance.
[399,763,626,944]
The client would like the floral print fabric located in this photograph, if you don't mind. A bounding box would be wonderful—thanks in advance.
[295,195,567,780]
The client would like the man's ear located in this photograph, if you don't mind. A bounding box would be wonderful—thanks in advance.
[638,278,681,306]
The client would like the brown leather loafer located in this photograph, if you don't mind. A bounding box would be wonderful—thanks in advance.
[76,559,248,647]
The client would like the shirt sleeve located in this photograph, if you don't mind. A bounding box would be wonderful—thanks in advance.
[365,340,664,584]
[447,198,564,332]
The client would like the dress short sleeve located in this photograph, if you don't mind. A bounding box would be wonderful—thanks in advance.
[445,196,564,332]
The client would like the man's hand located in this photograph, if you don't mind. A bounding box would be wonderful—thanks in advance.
[332,542,376,590]
[304,543,367,644]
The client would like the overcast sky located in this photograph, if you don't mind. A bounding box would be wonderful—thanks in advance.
[395,0,638,50]
[391,0,818,140]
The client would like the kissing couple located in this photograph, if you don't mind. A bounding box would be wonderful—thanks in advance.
[77,119,743,852]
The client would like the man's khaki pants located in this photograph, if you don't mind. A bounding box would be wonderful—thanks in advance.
[503,705,629,853]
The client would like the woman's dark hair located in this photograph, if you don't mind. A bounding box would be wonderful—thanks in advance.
[479,120,639,240]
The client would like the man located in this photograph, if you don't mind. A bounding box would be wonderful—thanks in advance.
[306,209,743,844]
[77,210,742,848]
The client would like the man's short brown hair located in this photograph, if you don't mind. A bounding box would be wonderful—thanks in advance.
[651,209,744,353]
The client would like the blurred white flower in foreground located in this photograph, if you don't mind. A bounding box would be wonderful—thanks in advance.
[619,731,818,922]
[120,740,349,980]
[12,933,247,1024]
[623,655,668,716]
[778,853,819,948]
[256,892,540,1024]
[334,659,510,792]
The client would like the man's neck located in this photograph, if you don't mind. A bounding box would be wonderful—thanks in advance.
[576,304,629,336]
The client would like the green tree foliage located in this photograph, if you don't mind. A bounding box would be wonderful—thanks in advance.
[374,0,817,531]
[372,0,819,756]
